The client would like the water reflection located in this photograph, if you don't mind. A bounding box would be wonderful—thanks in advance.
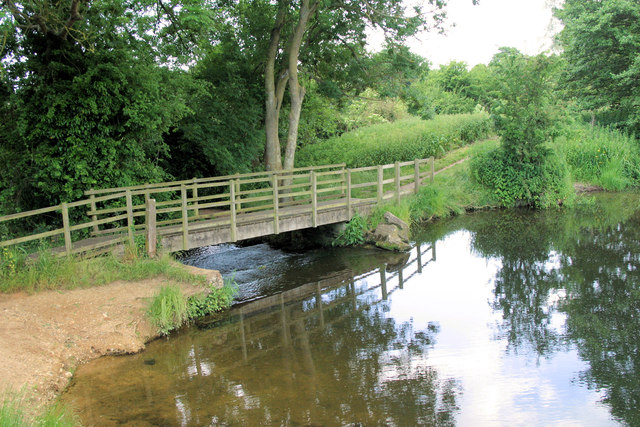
[63,195,640,425]
[64,244,465,426]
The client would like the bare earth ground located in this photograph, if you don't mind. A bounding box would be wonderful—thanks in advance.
[0,266,221,413]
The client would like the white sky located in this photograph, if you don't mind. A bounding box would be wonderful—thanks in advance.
[370,0,562,68]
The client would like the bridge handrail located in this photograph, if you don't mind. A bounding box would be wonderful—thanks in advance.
[83,163,347,196]
[0,158,435,257]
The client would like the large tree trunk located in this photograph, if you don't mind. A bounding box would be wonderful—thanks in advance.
[283,0,316,170]
[264,0,289,171]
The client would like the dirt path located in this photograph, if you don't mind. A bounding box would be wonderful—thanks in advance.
[0,266,221,412]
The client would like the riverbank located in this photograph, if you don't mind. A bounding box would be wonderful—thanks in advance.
[0,265,221,418]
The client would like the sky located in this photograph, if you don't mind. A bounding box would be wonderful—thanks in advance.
[371,0,562,68]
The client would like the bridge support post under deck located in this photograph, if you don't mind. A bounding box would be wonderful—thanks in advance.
[145,198,157,258]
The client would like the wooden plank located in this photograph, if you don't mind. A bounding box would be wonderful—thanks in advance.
[430,156,435,183]
[61,203,72,256]
[192,181,199,218]
[70,213,129,232]
[230,181,237,242]
[414,159,420,194]
[125,190,135,247]
[346,169,352,218]
[272,175,279,234]
[181,185,189,250]
[146,198,157,257]
[395,162,400,203]
[377,165,383,203]
[311,171,317,227]
[0,205,60,223]
[89,192,99,234]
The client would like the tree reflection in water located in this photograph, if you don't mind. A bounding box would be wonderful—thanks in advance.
[442,195,640,425]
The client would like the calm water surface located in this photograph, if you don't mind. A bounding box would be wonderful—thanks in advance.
[62,194,640,426]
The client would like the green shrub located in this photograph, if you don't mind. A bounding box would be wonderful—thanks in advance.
[332,213,367,246]
[187,277,237,318]
[296,113,493,168]
[471,147,573,208]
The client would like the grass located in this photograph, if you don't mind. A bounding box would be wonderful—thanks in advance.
[0,246,208,294]
[365,138,501,229]
[555,122,640,191]
[296,113,493,168]
[0,392,77,427]
[148,276,237,335]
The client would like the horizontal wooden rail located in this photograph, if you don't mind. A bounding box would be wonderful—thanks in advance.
[0,157,435,256]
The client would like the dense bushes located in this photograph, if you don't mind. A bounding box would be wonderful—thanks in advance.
[472,147,573,208]
[296,113,493,167]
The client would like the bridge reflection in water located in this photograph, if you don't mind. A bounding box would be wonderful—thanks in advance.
[215,242,437,364]
[64,242,453,426]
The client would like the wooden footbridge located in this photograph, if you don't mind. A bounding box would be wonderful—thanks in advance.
[0,158,435,256]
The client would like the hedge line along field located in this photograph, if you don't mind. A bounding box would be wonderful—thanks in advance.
[295,113,493,168]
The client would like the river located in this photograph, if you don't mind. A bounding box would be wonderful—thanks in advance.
[61,193,640,426]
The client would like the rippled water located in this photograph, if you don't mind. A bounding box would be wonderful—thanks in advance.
[62,194,640,426]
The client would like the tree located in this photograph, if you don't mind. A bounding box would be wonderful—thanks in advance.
[259,0,454,171]
[555,0,640,134]
[0,0,211,211]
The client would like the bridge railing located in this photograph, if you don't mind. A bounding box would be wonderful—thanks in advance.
[0,158,435,257]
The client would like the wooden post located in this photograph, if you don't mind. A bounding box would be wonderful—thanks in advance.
[311,171,317,227]
[272,174,279,234]
[414,159,420,194]
[89,191,98,234]
[239,309,248,362]
[316,282,325,328]
[193,178,199,218]
[230,180,237,242]
[380,266,388,300]
[146,198,157,258]
[181,184,189,250]
[430,156,435,184]
[125,190,134,247]
[377,165,383,203]
[61,203,72,256]
[346,169,352,218]
[235,180,241,213]
[395,161,401,204]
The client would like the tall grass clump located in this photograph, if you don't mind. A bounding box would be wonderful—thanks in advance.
[296,113,492,168]
[556,123,640,190]
[0,392,77,427]
[148,285,189,335]
[149,277,237,335]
